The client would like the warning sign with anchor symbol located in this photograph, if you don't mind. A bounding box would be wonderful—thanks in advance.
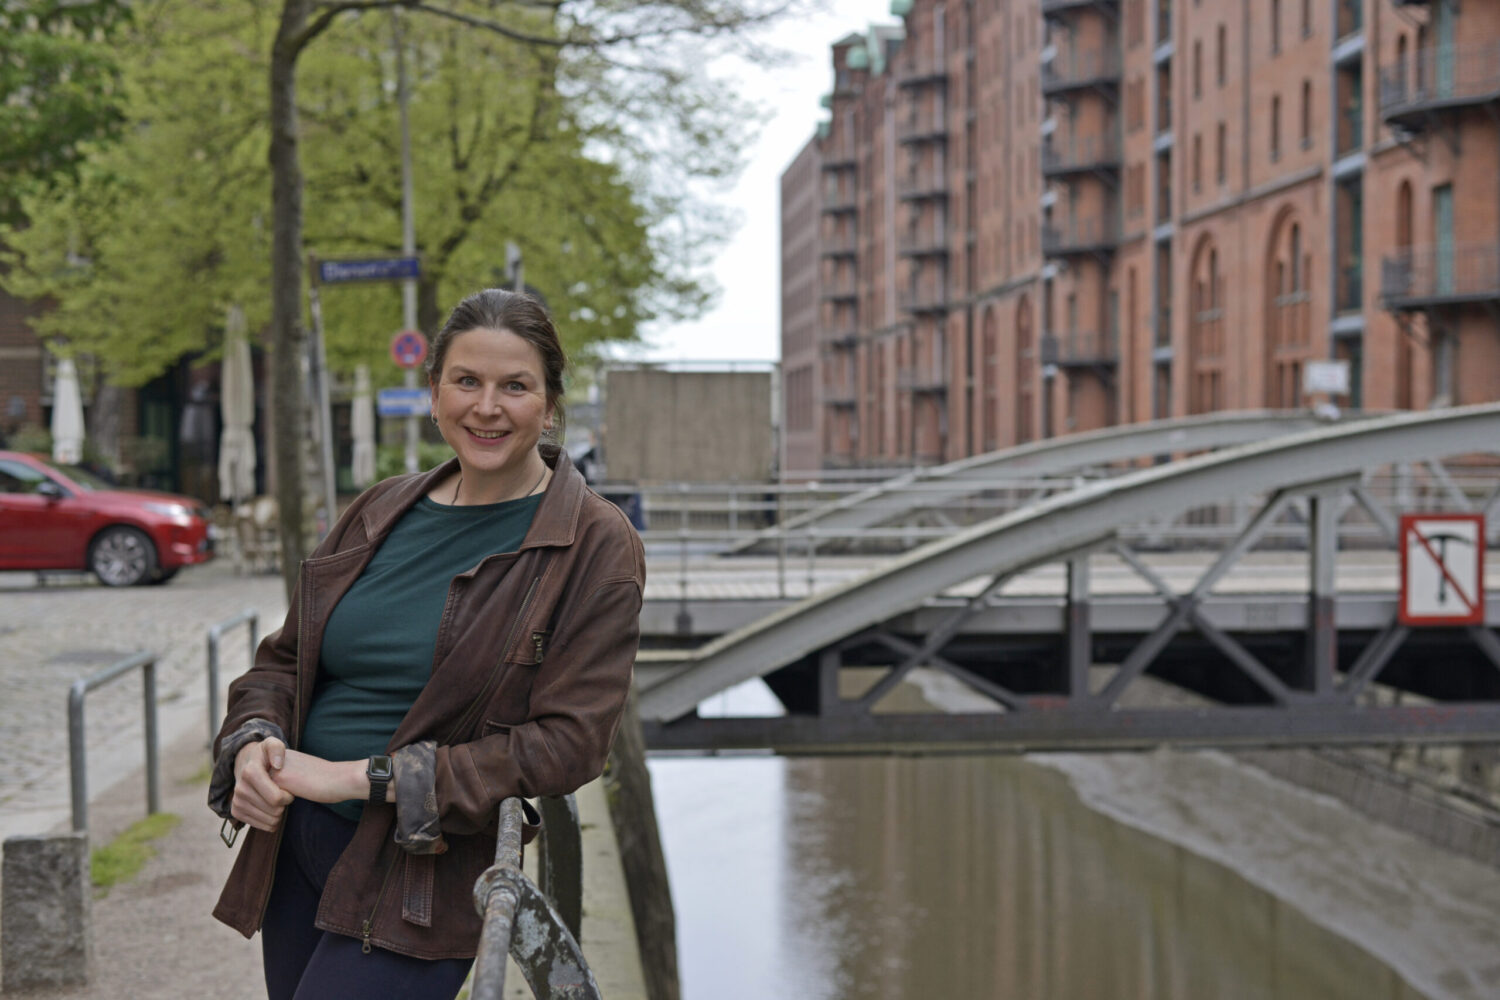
[1398,513,1486,626]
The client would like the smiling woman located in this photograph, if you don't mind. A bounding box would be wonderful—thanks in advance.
[425,292,563,507]
[208,288,645,1000]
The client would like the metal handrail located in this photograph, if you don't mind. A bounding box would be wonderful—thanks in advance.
[68,652,160,834]
[206,609,259,747]
[470,796,600,1000]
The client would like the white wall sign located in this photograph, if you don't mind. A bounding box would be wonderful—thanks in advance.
[1302,360,1350,396]
[1399,514,1486,626]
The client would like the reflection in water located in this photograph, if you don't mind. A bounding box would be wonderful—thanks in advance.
[652,754,1429,1000]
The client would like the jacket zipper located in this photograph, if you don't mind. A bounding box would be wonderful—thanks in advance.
[443,576,540,743]
[360,854,400,954]
[532,631,545,664]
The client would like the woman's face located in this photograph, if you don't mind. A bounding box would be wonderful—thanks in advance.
[430,327,554,485]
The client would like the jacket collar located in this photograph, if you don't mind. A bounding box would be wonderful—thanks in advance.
[358,447,586,550]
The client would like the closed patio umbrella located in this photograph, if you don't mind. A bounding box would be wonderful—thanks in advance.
[217,305,257,505]
[50,357,85,465]
[351,364,376,489]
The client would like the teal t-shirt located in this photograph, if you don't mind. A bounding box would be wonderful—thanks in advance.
[302,492,543,819]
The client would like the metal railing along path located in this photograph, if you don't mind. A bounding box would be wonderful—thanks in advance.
[470,795,600,1000]
[68,652,161,835]
[206,609,259,746]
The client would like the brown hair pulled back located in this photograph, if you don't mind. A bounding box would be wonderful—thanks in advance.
[426,289,567,446]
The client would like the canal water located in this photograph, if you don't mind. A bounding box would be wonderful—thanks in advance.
[647,694,1500,999]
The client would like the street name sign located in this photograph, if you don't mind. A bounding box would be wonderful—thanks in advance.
[317,257,420,285]
[1399,513,1485,625]
[377,387,430,418]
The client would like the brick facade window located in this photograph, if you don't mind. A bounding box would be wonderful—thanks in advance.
[1270,95,1281,161]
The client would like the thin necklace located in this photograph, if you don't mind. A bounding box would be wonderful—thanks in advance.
[451,466,547,506]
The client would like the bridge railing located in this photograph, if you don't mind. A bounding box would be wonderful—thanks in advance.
[469,795,599,1000]
[629,460,1500,601]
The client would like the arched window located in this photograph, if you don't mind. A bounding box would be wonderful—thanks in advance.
[1016,297,1035,444]
[1271,0,1281,54]
[981,306,999,451]
[1189,238,1225,414]
[1396,180,1413,248]
[1266,211,1312,407]
[1300,80,1312,147]
[1396,35,1408,95]
[1271,95,1282,160]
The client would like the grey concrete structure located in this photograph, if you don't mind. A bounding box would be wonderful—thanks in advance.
[1,833,91,991]
[602,368,774,483]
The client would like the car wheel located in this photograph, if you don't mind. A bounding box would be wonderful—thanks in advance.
[89,526,158,587]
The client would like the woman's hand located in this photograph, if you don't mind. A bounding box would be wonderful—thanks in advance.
[231,738,293,832]
[270,750,370,805]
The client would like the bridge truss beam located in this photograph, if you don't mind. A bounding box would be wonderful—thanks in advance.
[638,405,1500,752]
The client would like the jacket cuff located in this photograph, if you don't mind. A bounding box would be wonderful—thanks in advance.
[392,740,447,855]
[207,718,286,821]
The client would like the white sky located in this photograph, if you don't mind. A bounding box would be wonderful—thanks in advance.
[626,0,894,364]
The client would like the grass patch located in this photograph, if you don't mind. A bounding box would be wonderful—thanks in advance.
[182,760,213,785]
[91,812,181,897]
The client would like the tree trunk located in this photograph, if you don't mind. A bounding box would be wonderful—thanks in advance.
[603,686,680,1000]
[417,273,442,340]
[269,0,311,601]
[88,378,124,471]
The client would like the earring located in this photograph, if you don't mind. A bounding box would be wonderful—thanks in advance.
[430,411,438,425]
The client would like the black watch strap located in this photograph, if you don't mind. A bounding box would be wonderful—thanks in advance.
[367,755,394,805]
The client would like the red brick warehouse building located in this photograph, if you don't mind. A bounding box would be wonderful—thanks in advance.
[780,0,1500,473]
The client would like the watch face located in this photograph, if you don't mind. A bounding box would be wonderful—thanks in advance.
[369,755,394,780]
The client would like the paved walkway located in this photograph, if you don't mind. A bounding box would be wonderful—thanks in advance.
[0,562,644,998]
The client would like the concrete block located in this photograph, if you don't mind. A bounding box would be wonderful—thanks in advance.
[2,833,91,992]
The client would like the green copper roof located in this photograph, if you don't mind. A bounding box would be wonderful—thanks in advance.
[847,46,870,70]
[890,0,913,18]
[819,92,833,109]
[817,119,831,139]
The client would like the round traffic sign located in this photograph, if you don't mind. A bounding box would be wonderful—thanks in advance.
[390,329,428,369]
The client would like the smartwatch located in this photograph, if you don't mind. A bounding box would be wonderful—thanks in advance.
[367,755,394,805]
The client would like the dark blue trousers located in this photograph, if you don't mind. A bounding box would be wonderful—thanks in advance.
[261,799,472,1000]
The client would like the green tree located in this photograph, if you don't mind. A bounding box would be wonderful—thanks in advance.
[0,0,132,222]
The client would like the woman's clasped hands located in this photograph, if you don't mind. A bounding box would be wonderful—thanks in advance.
[231,738,370,832]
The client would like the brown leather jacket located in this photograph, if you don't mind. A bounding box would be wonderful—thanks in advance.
[208,449,644,959]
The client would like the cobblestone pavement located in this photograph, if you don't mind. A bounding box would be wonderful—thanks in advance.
[0,561,287,843]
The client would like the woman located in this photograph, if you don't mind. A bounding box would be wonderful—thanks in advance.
[207,289,645,1000]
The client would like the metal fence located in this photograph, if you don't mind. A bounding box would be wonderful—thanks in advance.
[206,609,259,746]
[470,795,600,1000]
[68,652,161,835]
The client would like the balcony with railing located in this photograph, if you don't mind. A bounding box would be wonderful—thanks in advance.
[896,361,949,393]
[1379,43,1500,132]
[1041,47,1123,97]
[821,273,859,304]
[1042,214,1122,257]
[822,186,858,215]
[1042,132,1122,177]
[1381,242,1500,309]
[898,222,951,258]
[899,282,949,315]
[897,106,949,144]
[820,139,858,172]
[898,55,948,90]
[1043,0,1119,20]
[896,167,950,202]
[1042,328,1119,366]
[821,229,858,259]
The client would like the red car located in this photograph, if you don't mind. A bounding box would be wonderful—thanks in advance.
[0,450,215,586]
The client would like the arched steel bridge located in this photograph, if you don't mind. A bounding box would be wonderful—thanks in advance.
[637,404,1500,753]
[733,410,1348,552]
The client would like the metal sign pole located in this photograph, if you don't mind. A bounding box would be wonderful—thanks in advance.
[306,255,337,539]
[396,11,420,475]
